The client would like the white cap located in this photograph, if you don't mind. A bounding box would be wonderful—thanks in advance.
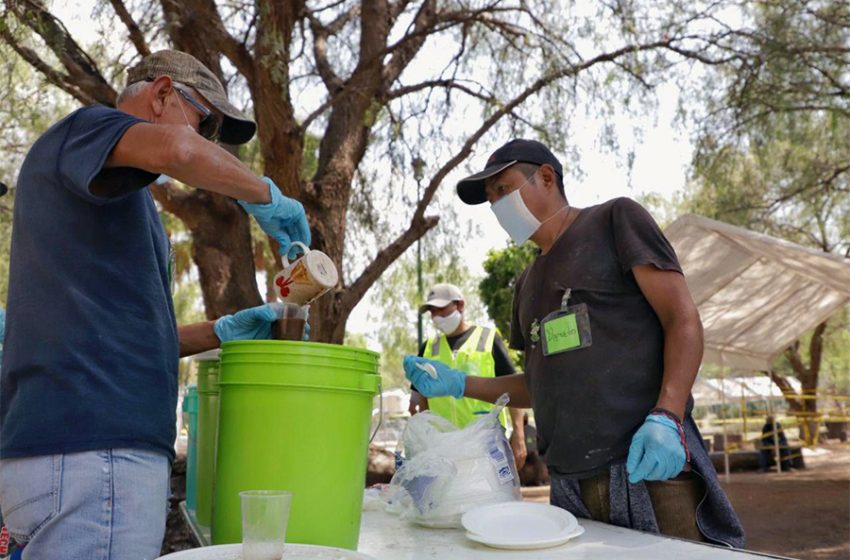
[418,283,464,314]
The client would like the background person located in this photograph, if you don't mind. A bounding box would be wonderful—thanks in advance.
[758,416,794,472]
[0,50,310,559]
[411,283,528,468]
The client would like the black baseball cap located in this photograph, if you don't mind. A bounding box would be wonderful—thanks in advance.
[456,139,563,205]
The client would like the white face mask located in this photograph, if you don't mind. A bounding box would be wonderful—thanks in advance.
[433,310,462,335]
[490,173,568,244]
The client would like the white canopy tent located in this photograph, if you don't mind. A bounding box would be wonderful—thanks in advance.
[665,214,850,372]
[691,376,802,407]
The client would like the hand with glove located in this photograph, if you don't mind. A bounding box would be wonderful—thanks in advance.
[626,410,690,484]
[239,177,311,259]
[402,356,466,399]
[214,303,281,343]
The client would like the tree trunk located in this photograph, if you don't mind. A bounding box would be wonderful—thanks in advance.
[778,321,827,445]
[153,185,261,318]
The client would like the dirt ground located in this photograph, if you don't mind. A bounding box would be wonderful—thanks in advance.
[718,443,850,560]
[163,444,850,559]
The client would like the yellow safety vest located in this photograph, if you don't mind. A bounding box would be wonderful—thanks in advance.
[423,326,509,429]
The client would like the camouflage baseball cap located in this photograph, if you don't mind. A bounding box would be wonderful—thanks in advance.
[126,50,256,145]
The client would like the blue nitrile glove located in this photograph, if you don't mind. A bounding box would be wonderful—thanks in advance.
[626,413,687,484]
[214,303,280,343]
[238,177,311,259]
[303,307,311,342]
[402,356,465,399]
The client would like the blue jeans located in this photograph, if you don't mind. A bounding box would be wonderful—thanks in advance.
[0,449,169,560]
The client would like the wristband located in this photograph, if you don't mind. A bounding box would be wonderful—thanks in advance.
[649,407,691,463]
[648,406,682,424]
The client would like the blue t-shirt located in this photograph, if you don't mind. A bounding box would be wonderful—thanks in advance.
[1,105,178,460]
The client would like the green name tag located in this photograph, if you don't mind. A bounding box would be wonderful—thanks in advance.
[543,313,581,353]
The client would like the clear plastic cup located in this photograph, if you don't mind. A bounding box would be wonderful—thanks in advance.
[271,303,309,341]
[240,490,293,560]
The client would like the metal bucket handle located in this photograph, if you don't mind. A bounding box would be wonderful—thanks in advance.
[369,382,383,444]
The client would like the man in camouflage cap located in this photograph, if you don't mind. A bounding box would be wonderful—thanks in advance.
[125,49,256,144]
[0,49,309,558]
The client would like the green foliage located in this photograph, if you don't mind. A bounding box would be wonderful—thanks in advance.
[685,1,850,402]
[344,331,370,350]
[478,243,538,338]
[0,44,76,304]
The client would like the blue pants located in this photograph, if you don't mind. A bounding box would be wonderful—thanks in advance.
[0,449,169,560]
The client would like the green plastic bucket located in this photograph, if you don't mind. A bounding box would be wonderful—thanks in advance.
[211,340,380,550]
[182,385,199,513]
[195,350,221,527]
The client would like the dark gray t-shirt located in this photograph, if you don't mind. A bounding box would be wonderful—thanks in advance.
[510,197,682,478]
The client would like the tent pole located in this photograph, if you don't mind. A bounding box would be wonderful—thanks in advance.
[720,352,731,482]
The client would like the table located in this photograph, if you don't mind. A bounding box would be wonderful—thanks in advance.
[357,510,792,560]
[179,501,792,559]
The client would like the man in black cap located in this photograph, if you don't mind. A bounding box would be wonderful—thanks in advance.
[0,50,309,558]
[404,139,745,547]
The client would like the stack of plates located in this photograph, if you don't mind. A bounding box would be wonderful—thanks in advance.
[461,502,585,550]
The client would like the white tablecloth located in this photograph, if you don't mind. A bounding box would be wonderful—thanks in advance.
[357,510,789,560]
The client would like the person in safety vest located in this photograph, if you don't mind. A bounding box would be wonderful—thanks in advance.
[410,283,529,469]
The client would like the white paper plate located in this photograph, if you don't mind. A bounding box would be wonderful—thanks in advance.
[466,525,585,550]
[462,502,578,542]
[158,543,377,559]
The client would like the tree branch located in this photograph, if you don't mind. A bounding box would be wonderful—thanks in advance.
[6,0,116,104]
[381,0,438,86]
[0,24,95,104]
[306,11,345,91]
[108,0,150,57]
[338,214,439,313]
[387,78,492,101]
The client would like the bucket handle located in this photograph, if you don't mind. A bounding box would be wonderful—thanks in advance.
[369,382,383,445]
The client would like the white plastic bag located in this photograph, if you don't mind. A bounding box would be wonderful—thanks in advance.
[384,394,521,527]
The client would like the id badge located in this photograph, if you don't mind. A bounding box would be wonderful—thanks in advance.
[540,302,592,356]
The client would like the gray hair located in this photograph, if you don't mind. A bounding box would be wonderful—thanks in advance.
[116,80,191,105]
[116,81,148,104]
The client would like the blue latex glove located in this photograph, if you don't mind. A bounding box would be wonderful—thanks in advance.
[402,356,465,399]
[626,414,687,484]
[214,303,279,343]
[238,177,311,258]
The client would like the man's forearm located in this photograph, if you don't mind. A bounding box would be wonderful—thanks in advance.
[178,321,220,358]
[164,130,270,203]
[509,406,525,437]
[465,373,532,408]
[655,315,703,420]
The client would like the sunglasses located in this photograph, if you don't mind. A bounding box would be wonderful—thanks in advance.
[174,86,221,141]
